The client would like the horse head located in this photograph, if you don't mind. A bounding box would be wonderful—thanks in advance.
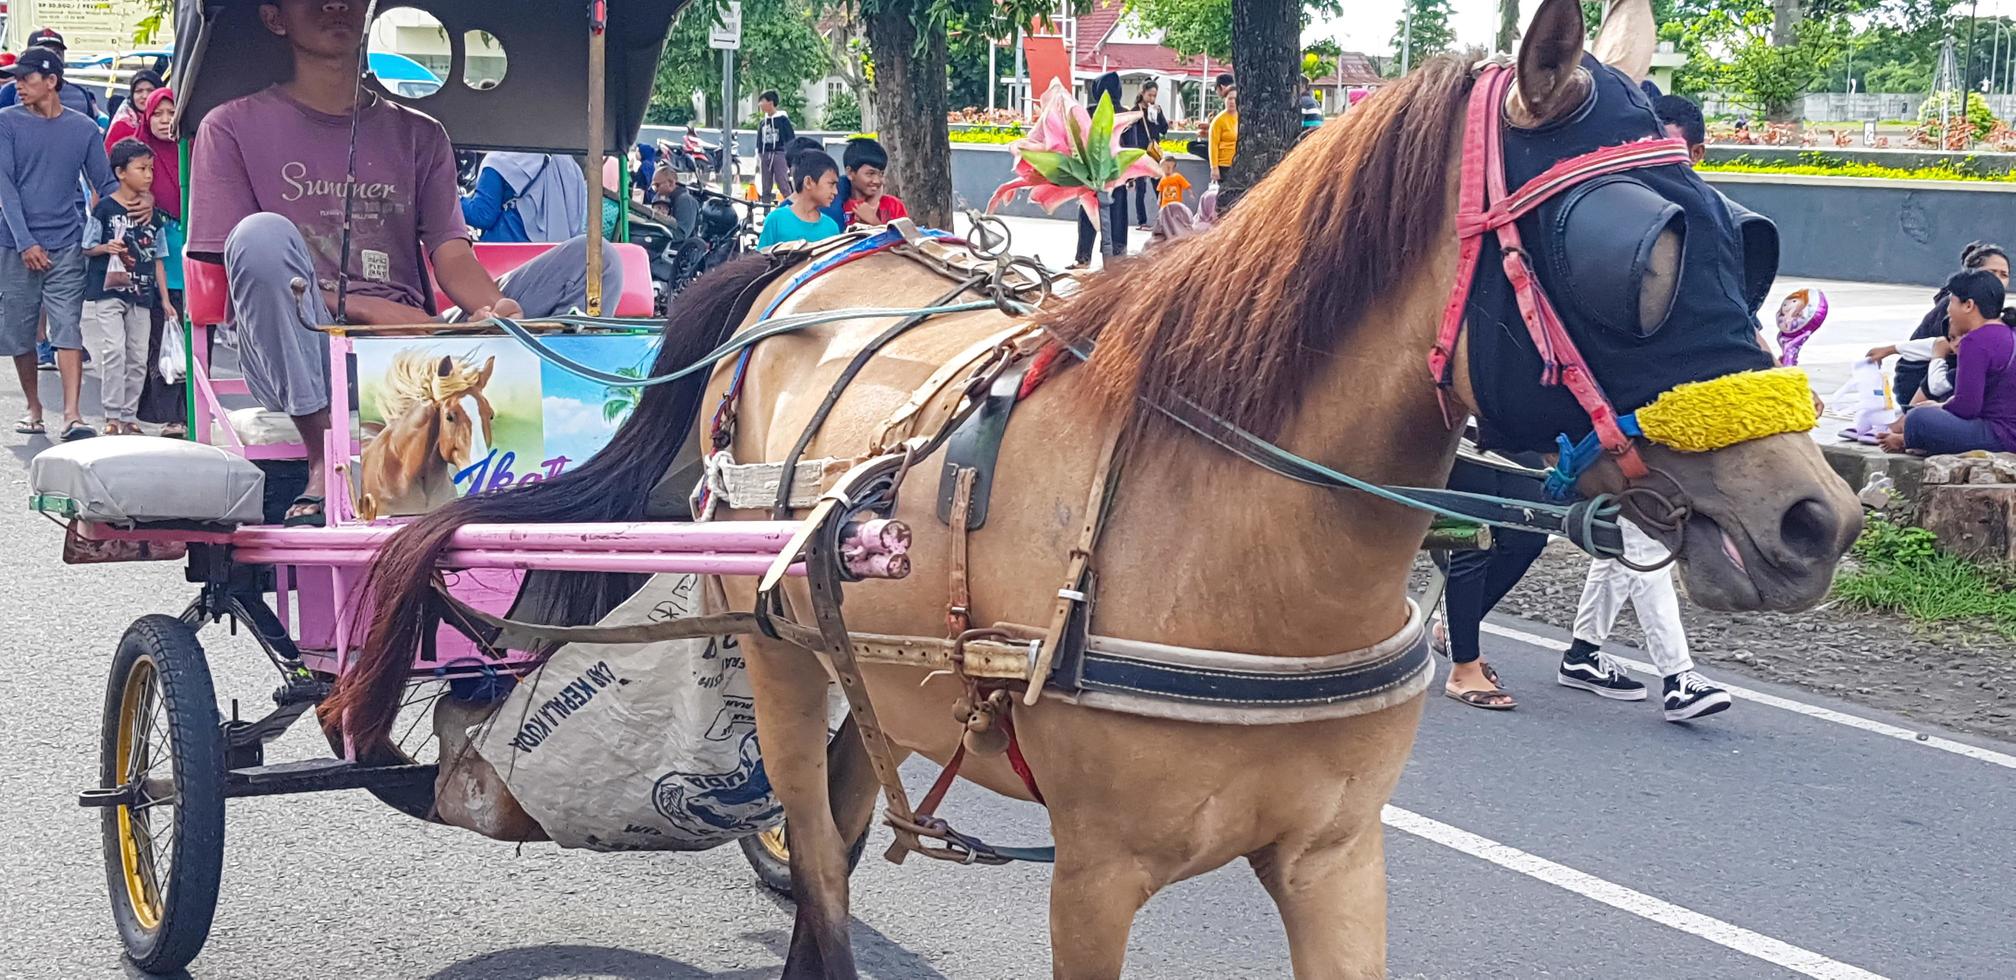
[1439,0,1860,610]
[431,356,481,471]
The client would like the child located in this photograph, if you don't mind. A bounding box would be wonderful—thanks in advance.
[832,137,908,228]
[1156,157,1191,211]
[756,152,842,249]
[755,90,797,203]
[81,139,175,435]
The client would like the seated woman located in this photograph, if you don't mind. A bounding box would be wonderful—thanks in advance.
[1885,241,2008,405]
[1880,268,2016,455]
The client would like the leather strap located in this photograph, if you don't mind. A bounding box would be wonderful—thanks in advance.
[1429,63,1692,481]
[1025,417,1127,706]
[946,467,976,636]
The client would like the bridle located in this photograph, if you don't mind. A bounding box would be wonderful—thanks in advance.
[1427,61,1695,490]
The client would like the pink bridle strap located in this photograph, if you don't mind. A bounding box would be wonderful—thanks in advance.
[1428,63,1695,482]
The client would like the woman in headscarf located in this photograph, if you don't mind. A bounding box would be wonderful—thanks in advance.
[460,152,590,243]
[104,69,164,149]
[133,86,191,437]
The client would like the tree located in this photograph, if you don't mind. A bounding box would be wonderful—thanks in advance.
[1126,0,1235,61]
[1498,0,1522,54]
[849,0,1061,229]
[649,0,831,126]
[1224,0,1303,205]
[1391,0,1457,71]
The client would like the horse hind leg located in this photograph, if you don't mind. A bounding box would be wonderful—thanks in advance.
[1249,827,1390,979]
[744,632,860,980]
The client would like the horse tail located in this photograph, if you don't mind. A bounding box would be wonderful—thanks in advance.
[322,255,782,755]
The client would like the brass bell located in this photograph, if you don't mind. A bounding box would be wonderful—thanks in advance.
[962,724,1009,755]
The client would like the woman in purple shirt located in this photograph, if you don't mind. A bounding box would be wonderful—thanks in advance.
[1889,268,2016,455]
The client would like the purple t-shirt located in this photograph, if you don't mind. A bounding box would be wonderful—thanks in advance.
[188,86,467,311]
[1944,321,2016,451]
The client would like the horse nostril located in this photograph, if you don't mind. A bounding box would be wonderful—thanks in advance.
[1779,497,1838,560]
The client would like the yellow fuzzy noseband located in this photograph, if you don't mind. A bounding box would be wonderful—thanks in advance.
[1633,367,1817,453]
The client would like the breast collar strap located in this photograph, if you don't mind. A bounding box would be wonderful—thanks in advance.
[1427,63,1695,483]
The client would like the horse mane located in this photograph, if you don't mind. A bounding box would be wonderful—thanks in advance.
[378,348,484,421]
[1039,54,1475,435]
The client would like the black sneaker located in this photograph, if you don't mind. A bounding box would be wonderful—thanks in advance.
[1663,671,1733,722]
[1558,646,1648,700]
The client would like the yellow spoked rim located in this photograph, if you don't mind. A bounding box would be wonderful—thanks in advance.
[756,825,790,863]
[114,656,173,932]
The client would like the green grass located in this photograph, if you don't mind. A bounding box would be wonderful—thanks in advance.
[1830,518,2016,636]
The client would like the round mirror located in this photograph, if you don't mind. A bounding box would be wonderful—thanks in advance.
[463,30,508,90]
[365,6,447,100]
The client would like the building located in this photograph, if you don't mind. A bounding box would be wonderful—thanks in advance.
[1054,0,1384,123]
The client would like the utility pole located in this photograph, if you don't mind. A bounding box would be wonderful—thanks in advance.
[1401,1,1414,75]
[1963,0,1982,147]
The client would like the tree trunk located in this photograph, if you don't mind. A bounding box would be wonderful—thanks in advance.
[1224,0,1301,206]
[865,0,952,228]
[1496,0,1520,55]
[1767,0,1803,123]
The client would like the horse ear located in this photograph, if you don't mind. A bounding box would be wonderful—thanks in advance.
[477,356,495,387]
[1514,0,1590,126]
[435,355,454,378]
[1591,0,1657,84]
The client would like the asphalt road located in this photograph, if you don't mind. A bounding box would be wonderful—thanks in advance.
[2,257,2012,979]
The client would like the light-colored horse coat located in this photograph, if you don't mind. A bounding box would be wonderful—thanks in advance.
[331,3,1861,976]
[360,352,495,517]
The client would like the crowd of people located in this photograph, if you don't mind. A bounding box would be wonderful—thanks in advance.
[1863,241,2016,456]
[0,31,184,442]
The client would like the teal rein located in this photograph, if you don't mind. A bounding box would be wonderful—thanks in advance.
[481,292,1624,558]
[481,301,1003,389]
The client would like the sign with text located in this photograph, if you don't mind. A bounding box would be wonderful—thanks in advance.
[707,1,741,50]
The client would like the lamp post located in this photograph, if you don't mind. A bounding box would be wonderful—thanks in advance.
[1401,1,1414,75]
[1961,0,1981,147]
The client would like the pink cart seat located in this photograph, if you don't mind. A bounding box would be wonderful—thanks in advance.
[182,240,655,327]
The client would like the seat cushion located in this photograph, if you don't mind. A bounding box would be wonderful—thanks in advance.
[30,438,266,525]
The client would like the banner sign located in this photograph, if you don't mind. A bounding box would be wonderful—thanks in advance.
[353,334,658,516]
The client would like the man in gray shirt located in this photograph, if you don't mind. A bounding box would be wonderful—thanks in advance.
[0,46,119,441]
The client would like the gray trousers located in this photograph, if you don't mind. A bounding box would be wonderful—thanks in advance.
[758,151,791,201]
[0,245,86,356]
[222,212,625,416]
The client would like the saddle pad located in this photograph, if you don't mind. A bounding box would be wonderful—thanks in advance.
[29,438,266,526]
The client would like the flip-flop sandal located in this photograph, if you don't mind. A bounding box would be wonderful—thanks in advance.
[13,418,45,435]
[282,494,327,528]
[61,421,97,442]
[1444,686,1517,711]
[1429,626,1504,687]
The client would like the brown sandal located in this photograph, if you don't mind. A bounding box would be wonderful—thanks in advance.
[1444,685,1517,710]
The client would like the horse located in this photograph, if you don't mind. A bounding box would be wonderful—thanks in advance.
[327,1,1862,975]
[359,351,496,519]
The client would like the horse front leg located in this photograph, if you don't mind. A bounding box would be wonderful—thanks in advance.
[744,632,860,980]
[1249,823,1391,980]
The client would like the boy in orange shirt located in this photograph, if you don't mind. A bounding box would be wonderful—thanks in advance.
[1156,157,1191,209]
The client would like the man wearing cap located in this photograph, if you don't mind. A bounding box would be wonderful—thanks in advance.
[0,46,119,440]
[0,30,101,119]
[188,0,622,525]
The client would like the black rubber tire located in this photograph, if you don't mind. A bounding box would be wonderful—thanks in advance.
[739,818,870,899]
[740,720,871,899]
[99,615,226,975]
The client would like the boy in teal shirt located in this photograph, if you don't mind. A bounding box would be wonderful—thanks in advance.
[756,151,841,249]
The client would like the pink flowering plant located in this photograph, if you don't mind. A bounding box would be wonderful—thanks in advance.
[987,80,1161,228]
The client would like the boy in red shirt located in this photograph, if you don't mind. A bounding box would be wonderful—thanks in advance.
[823,137,907,228]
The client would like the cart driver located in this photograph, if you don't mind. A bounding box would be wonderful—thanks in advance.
[188,0,624,526]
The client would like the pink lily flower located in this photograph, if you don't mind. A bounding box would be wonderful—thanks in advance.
[988,79,1162,230]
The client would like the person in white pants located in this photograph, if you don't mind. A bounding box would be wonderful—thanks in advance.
[1558,518,1735,722]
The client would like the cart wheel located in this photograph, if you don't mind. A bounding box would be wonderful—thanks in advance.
[740,718,870,899]
[99,615,225,975]
[739,819,870,899]
[321,678,447,822]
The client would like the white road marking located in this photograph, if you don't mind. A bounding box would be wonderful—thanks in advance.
[1383,805,1889,980]
[1480,621,2016,771]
